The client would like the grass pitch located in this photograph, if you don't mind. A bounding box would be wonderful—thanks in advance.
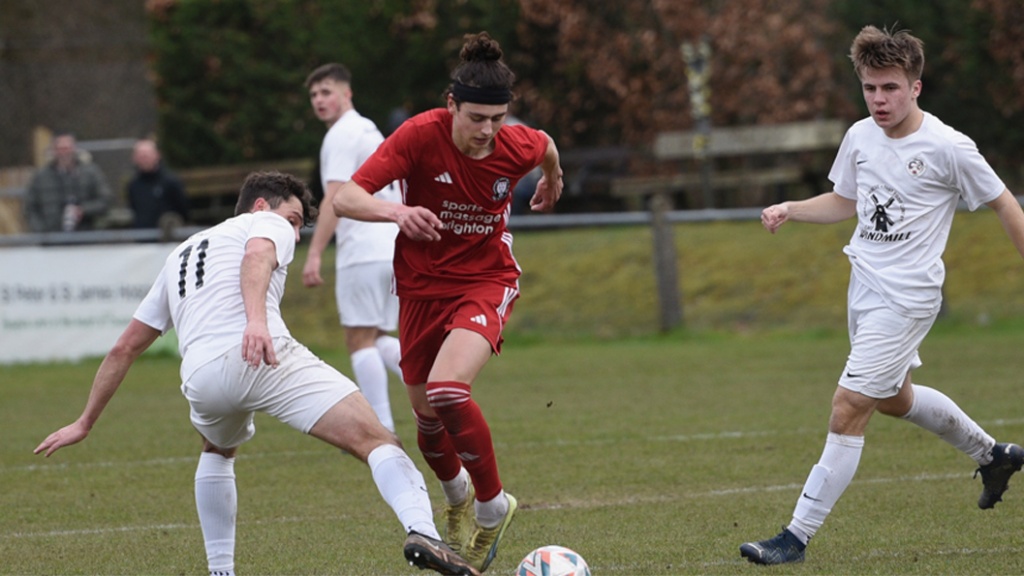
[4,321,1024,575]
[5,211,1024,574]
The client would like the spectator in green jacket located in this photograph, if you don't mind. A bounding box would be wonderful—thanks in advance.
[23,133,113,232]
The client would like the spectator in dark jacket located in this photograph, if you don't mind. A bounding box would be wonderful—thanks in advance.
[127,139,188,229]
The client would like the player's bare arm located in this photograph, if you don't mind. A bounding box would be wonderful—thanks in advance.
[240,237,279,367]
[334,180,442,242]
[763,192,857,233]
[302,182,343,288]
[34,319,160,457]
[987,189,1024,260]
[531,135,563,213]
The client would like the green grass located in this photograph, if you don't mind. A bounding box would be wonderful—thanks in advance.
[4,323,1024,575]
[5,211,1024,574]
[510,208,1024,337]
[283,208,1024,347]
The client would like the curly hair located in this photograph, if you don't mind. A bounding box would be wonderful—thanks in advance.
[446,31,516,104]
[234,171,318,227]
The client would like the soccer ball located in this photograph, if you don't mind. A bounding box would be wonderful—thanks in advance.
[516,545,591,576]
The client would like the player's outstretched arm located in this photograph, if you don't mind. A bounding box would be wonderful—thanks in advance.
[34,319,161,457]
[987,189,1024,261]
[334,180,442,241]
[763,192,856,234]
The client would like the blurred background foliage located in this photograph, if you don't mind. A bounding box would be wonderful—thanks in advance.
[145,0,1024,184]
[147,0,525,166]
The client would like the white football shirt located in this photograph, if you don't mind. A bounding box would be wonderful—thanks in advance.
[133,211,296,381]
[830,112,1005,317]
[320,109,399,269]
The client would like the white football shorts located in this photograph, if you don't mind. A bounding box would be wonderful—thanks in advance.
[335,261,399,330]
[838,276,936,399]
[181,336,357,449]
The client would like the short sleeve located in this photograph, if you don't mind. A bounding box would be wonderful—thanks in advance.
[828,129,859,200]
[353,123,415,194]
[950,139,1005,211]
[133,268,173,333]
[249,212,296,268]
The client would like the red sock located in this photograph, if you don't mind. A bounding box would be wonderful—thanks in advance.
[413,409,462,482]
[426,380,503,501]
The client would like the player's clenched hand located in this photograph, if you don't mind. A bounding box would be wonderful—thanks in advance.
[301,254,323,288]
[394,205,443,241]
[34,421,89,457]
[242,322,278,367]
[762,203,790,234]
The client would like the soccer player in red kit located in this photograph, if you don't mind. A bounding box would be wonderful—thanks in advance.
[333,31,563,573]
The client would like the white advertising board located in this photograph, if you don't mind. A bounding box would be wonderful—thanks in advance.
[0,244,176,364]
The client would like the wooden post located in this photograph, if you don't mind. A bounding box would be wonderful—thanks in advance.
[649,191,683,331]
[33,126,53,167]
[682,38,713,208]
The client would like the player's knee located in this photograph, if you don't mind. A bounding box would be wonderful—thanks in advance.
[877,394,912,418]
[201,439,236,458]
[344,326,379,351]
[424,380,472,413]
[349,425,401,461]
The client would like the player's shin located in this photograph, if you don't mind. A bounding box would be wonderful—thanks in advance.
[368,443,439,538]
[789,433,864,543]
[901,384,994,463]
[195,452,237,574]
[426,381,503,503]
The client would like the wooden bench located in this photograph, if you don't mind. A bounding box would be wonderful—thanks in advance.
[0,166,35,234]
[179,158,314,224]
[541,146,638,213]
[611,119,846,209]
[606,120,845,332]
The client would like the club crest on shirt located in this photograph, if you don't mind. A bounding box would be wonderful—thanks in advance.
[859,185,910,242]
[906,157,926,177]
[492,177,511,202]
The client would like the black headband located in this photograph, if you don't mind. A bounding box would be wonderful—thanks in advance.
[451,82,512,105]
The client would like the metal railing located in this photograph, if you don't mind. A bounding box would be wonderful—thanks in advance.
[0,207,767,248]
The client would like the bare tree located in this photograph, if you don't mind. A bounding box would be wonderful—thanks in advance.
[513,0,855,148]
[973,0,1024,118]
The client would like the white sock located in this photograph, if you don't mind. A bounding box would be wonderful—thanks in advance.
[368,444,439,538]
[375,335,403,379]
[788,433,864,544]
[440,467,471,505]
[195,452,237,574]
[351,347,394,431]
[901,384,995,464]
[475,490,509,529]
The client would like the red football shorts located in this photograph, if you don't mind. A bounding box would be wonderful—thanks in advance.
[398,283,519,385]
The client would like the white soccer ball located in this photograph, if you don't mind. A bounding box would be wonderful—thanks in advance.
[516,545,592,576]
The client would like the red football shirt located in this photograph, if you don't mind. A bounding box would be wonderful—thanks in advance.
[352,108,549,299]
